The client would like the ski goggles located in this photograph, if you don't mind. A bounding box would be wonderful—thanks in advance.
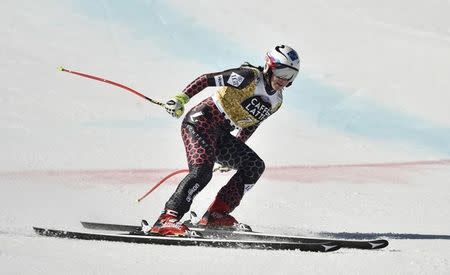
[266,56,299,81]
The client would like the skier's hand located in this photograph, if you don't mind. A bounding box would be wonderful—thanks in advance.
[165,93,190,118]
[213,163,232,173]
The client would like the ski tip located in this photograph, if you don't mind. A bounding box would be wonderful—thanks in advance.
[33,227,46,236]
[368,239,389,249]
[320,242,341,252]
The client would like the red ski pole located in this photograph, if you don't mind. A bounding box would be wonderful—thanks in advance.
[59,67,190,202]
[137,169,189,202]
[58,67,189,202]
[58,66,165,107]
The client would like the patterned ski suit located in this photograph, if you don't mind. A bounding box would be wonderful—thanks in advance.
[165,64,284,217]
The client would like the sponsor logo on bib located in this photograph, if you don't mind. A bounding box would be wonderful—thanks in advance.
[241,96,272,121]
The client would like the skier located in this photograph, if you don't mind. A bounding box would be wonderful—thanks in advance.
[149,45,300,236]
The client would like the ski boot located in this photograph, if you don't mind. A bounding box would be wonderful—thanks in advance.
[197,198,252,232]
[144,209,191,237]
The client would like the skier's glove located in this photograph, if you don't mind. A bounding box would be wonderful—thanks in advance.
[213,163,232,173]
[165,93,190,118]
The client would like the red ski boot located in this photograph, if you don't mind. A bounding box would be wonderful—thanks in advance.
[198,198,252,231]
[148,209,190,236]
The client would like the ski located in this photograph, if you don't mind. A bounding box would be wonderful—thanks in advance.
[81,221,389,250]
[189,225,389,250]
[33,227,339,252]
[81,221,140,232]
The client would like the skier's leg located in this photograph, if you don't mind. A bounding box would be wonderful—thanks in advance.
[200,133,265,226]
[164,125,215,215]
[151,99,223,235]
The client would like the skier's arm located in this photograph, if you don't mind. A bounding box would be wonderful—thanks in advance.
[183,67,256,97]
[165,67,256,118]
[164,75,209,118]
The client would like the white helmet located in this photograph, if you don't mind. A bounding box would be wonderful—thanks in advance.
[264,45,300,87]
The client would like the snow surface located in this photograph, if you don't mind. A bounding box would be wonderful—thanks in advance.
[1,0,449,274]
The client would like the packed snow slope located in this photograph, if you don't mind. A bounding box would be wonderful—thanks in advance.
[1,1,449,274]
